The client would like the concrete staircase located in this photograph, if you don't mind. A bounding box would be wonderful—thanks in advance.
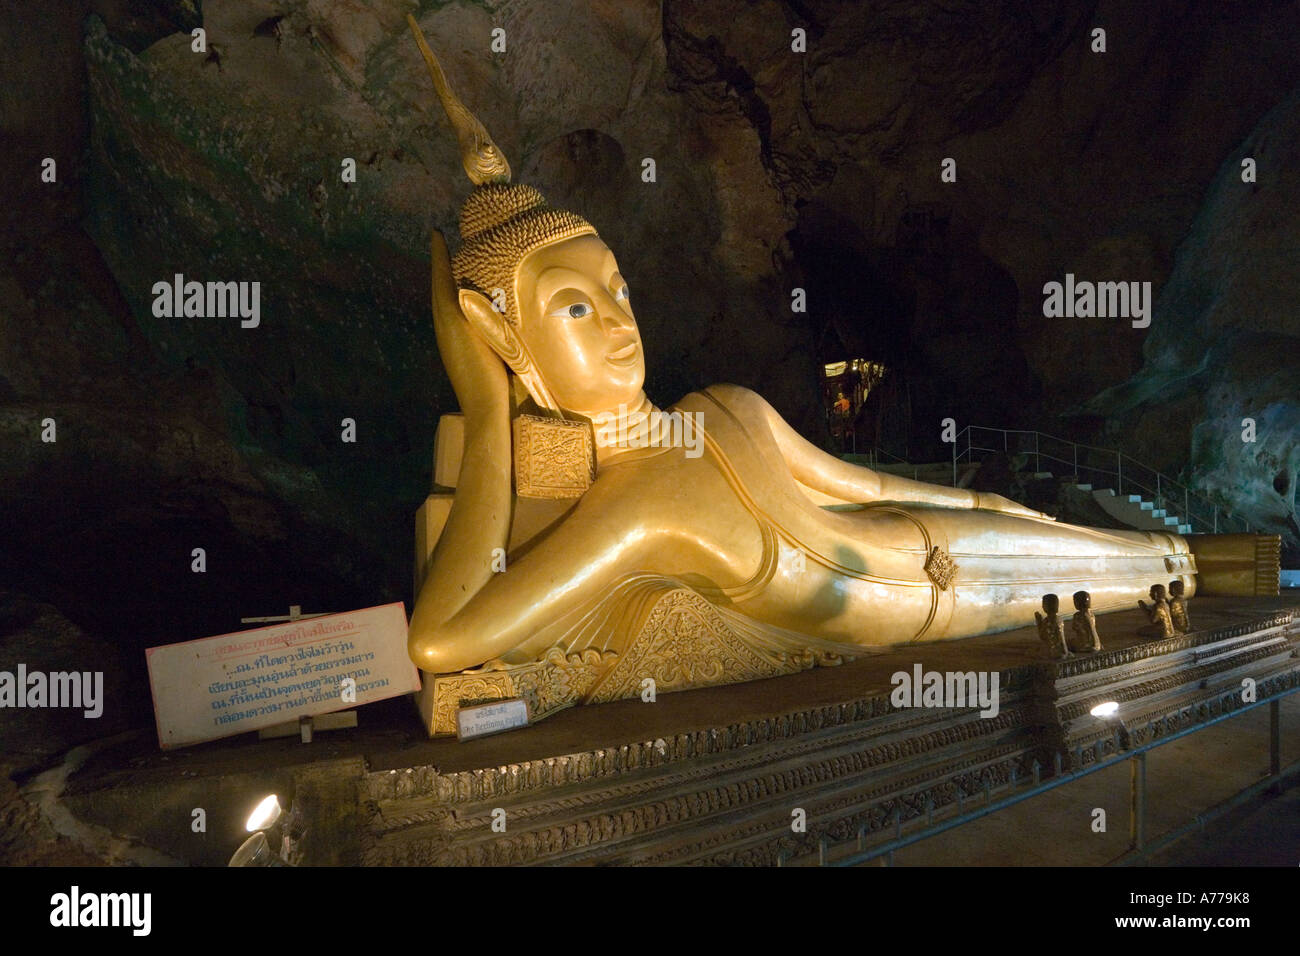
[1078,484,1193,535]
[879,458,1196,536]
[861,426,1263,538]
[852,456,1197,535]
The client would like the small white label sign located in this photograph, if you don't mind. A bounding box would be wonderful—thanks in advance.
[146,602,420,749]
[456,698,530,741]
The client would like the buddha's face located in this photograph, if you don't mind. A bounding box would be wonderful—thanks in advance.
[1150,584,1167,601]
[515,234,644,416]
[1169,580,1184,598]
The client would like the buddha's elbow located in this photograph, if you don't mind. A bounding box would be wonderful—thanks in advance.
[408,619,488,674]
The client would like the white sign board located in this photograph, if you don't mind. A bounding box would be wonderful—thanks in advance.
[456,698,530,741]
[146,602,420,749]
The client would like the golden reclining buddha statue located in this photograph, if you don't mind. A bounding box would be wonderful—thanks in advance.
[401,18,1268,731]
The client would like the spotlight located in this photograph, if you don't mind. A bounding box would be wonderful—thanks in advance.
[229,793,308,866]
[245,794,282,832]
[1089,700,1133,751]
[228,831,288,867]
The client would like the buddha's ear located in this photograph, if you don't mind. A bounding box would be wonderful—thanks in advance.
[458,288,516,362]
[457,287,559,412]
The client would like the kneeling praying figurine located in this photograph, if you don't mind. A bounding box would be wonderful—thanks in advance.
[1167,579,1191,633]
[1067,590,1103,653]
[1137,583,1175,639]
[1035,593,1070,659]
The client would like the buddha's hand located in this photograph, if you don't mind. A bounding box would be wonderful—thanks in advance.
[412,229,513,644]
[430,229,506,417]
[973,491,1054,520]
[431,230,462,327]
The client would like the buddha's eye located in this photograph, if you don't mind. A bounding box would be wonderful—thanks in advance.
[614,284,630,302]
[549,301,593,319]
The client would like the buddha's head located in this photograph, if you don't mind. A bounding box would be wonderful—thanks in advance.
[1149,583,1168,602]
[407,18,644,419]
[1042,593,1059,615]
[1168,579,1185,599]
[1073,590,1091,611]
[452,184,645,417]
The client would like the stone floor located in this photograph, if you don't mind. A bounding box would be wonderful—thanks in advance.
[875,692,1300,866]
[1147,775,1300,866]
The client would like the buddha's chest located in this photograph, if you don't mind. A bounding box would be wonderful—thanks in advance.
[602,448,769,587]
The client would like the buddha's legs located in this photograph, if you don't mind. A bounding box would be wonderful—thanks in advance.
[909,507,1190,641]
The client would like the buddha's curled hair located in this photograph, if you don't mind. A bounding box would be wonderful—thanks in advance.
[452,183,596,324]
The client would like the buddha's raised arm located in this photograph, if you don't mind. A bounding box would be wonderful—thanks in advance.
[408,454,762,673]
[409,486,658,673]
[407,230,514,665]
[722,385,1051,520]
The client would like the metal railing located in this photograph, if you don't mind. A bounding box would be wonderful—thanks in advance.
[843,445,924,482]
[781,685,1296,868]
[952,425,1251,534]
[845,445,913,470]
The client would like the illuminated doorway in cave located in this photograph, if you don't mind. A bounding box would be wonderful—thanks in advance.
[821,358,887,453]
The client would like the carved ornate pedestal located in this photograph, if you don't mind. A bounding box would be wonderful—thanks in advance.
[58,598,1300,866]
[416,586,831,735]
[368,598,1300,866]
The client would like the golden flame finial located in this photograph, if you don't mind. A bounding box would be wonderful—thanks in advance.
[406,13,511,185]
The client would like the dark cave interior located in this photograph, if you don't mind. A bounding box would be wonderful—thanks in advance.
[1,0,1298,741]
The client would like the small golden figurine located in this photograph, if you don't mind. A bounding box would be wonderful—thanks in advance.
[1067,590,1103,653]
[1035,593,1070,659]
[1167,579,1191,633]
[1137,584,1175,639]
